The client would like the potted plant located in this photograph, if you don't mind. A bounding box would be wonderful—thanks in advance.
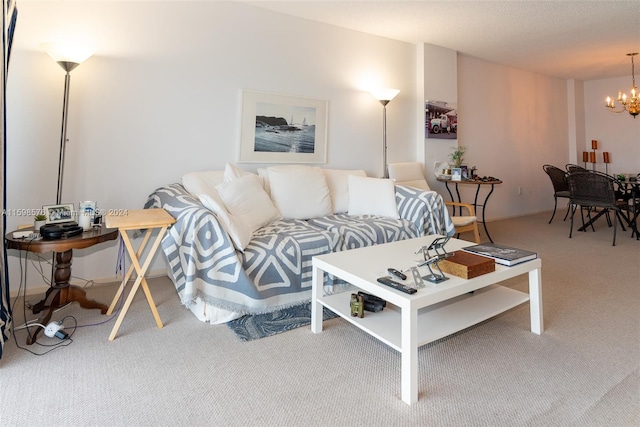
[34,214,47,230]
[449,145,467,168]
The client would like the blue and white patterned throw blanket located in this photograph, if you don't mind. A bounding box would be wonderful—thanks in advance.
[145,183,454,317]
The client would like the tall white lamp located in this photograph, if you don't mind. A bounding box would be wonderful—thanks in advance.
[370,88,400,178]
[42,43,94,204]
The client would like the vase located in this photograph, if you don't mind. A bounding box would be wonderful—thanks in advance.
[34,220,46,231]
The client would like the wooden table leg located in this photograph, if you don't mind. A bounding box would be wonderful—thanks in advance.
[108,226,167,341]
[27,249,107,345]
[106,229,153,315]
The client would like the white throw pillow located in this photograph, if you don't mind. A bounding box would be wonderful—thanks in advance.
[215,174,281,237]
[322,168,367,213]
[182,171,225,199]
[198,192,253,251]
[257,168,270,196]
[223,162,252,182]
[347,175,399,219]
[267,165,332,219]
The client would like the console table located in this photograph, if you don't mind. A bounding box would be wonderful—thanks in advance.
[5,225,118,344]
[437,177,503,242]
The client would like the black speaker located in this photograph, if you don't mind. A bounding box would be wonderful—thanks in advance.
[40,223,84,240]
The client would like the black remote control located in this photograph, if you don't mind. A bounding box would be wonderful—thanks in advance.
[377,277,417,294]
[387,268,407,281]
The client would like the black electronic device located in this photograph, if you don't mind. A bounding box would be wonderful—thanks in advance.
[40,223,83,240]
[376,277,417,294]
[357,291,387,312]
[387,268,407,281]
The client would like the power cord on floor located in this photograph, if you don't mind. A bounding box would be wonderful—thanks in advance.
[9,245,75,355]
[9,236,131,354]
[11,318,75,356]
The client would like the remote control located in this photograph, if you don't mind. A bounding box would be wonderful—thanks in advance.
[387,268,407,281]
[377,277,417,294]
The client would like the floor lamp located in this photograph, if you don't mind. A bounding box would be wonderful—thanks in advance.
[42,43,93,287]
[370,88,400,178]
[42,43,94,204]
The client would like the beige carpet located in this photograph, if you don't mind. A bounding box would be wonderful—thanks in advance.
[1,212,638,426]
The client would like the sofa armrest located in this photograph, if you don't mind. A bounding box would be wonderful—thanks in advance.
[395,184,455,237]
[145,184,250,307]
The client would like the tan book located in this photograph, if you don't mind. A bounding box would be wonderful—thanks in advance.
[439,250,495,279]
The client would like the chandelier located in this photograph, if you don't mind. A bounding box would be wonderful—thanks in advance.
[605,52,639,118]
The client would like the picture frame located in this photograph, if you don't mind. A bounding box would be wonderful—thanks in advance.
[451,168,462,181]
[460,165,468,179]
[239,90,328,163]
[425,100,458,140]
[43,203,75,224]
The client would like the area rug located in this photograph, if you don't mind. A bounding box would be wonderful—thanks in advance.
[226,303,339,341]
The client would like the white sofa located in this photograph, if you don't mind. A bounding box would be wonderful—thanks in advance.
[146,163,455,323]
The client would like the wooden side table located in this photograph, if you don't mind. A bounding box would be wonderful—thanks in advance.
[5,225,118,344]
[105,209,175,341]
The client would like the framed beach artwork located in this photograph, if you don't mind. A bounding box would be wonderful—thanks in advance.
[239,90,328,163]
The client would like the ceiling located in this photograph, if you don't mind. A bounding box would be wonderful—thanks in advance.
[242,0,640,81]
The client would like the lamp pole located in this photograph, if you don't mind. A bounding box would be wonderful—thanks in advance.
[55,62,79,204]
[42,43,94,203]
[370,88,399,178]
[379,99,390,178]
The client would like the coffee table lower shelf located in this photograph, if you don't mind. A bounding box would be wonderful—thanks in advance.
[319,284,529,351]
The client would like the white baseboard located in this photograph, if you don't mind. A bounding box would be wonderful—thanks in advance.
[9,268,170,298]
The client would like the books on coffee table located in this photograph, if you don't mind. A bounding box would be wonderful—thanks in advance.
[462,243,537,266]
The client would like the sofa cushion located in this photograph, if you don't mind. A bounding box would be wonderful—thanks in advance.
[322,168,367,214]
[347,176,399,219]
[181,171,225,200]
[308,214,417,250]
[257,168,270,196]
[267,165,332,220]
[242,218,341,289]
[223,162,253,182]
[214,174,281,246]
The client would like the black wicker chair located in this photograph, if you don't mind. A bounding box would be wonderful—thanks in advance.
[567,171,626,246]
[543,164,570,223]
[566,164,588,174]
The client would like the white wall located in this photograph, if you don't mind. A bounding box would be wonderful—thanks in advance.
[6,1,416,293]
[422,43,458,191]
[584,76,640,176]
[455,55,570,220]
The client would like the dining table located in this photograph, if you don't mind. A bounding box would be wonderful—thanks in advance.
[619,178,640,240]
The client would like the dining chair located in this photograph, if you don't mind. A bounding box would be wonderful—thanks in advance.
[542,164,570,223]
[566,171,626,246]
[388,162,481,243]
[566,164,588,174]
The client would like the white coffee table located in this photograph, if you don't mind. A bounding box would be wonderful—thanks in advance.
[311,235,543,405]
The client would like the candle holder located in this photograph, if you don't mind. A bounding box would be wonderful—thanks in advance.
[590,139,598,171]
[603,152,610,175]
[582,151,589,169]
